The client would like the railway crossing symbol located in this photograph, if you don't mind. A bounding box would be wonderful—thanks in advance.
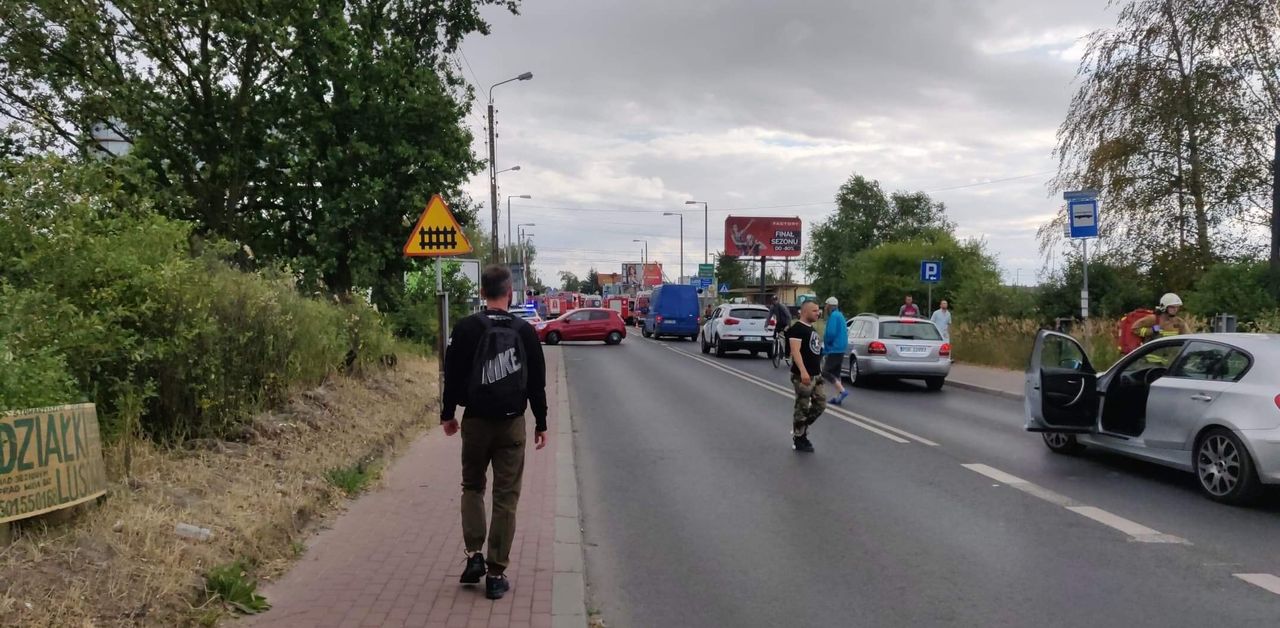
[403,194,472,257]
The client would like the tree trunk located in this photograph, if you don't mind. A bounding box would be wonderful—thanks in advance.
[1271,123,1280,298]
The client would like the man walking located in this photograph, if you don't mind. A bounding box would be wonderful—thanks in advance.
[787,300,826,452]
[930,299,952,340]
[899,295,920,318]
[822,297,849,405]
[441,265,549,600]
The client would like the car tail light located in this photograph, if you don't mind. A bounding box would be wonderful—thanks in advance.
[939,343,951,357]
[767,316,777,329]
[869,341,887,355]
[725,317,741,325]
[656,315,664,324]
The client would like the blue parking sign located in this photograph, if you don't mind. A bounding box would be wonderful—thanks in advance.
[920,260,942,283]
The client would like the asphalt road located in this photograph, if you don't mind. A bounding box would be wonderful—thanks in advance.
[565,333,1280,628]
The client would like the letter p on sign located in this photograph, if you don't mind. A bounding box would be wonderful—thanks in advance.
[920,260,942,283]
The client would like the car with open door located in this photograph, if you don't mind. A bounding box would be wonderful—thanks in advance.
[1025,330,1280,504]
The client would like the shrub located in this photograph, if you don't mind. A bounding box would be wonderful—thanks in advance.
[1186,260,1274,323]
[0,156,396,441]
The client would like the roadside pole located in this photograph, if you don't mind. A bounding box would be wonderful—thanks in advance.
[436,258,448,396]
[1064,189,1099,321]
[1081,238,1090,319]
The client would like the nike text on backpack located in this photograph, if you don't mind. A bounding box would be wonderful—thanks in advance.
[467,315,529,417]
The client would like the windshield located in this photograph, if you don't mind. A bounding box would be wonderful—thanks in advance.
[879,321,942,341]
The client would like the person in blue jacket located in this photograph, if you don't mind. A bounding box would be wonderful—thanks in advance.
[821,297,849,405]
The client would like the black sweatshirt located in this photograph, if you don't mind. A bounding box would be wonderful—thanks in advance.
[441,309,548,432]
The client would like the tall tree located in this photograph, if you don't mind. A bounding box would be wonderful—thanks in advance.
[806,174,952,299]
[1050,0,1270,272]
[558,271,579,292]
[579,268,601,294]
[0,0,513,306]
[714,253,751,290]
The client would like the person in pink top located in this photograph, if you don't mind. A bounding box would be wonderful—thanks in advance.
[898,295,920,318]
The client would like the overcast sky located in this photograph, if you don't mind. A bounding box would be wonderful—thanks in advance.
[457,0,1116,287]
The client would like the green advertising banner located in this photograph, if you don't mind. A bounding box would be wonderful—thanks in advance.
[0,403,108,524]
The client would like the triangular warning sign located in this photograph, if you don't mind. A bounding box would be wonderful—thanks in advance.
[403,194,473,257]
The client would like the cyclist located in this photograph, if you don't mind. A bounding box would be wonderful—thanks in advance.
[769,295,793,339]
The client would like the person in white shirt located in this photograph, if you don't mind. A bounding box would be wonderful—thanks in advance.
[930,299,952,340]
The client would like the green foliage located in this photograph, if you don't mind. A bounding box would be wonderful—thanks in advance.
[391,263,475,350]
[1186,260,1275,321]
[0,0,512,303]
[204,560,270,614]
[1037,254,1155,320]
[714,253,751,290]
[0,156,395,440]
[835,232,1001,316]
[559,271,580,292]
[808,174,953,298]
[325,459,378,495]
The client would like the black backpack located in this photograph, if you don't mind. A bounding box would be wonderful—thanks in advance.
[466,314,529,418]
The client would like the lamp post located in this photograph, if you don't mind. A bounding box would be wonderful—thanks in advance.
[488,72,533,263]
[507,194,531,262]
[663,211,684,282]
[518,223,535,297]
[685,200,708,264]
[632,239,648,287]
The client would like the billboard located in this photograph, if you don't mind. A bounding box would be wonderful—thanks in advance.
[1,404,108,524]
[724,216,802,257]
[621,263,663,287]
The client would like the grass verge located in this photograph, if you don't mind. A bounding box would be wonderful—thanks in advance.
[0,354,438,626]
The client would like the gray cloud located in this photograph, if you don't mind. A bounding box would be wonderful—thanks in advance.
[459,0,1115,284]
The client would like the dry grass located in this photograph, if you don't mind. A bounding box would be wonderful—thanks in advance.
[951,318,1124,372]
[0,354,439,627]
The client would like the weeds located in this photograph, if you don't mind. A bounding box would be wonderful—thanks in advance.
[205,560,270,614]
[325,460,377,495]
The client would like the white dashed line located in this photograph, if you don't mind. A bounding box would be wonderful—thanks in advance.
[1234,573,1280,596]
[961,464,1188,544]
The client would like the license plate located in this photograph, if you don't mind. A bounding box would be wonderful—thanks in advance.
[746,336,760,342]
[899,345,929,356]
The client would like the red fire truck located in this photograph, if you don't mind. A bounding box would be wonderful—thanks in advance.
[604,296,633,325]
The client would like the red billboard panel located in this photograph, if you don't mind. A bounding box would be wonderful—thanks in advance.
[725,216,802,257]
[621,262,664,287]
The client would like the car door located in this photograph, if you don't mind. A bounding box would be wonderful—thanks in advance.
[587,310,612,339]
[1025,331,1098,433]
[1143,341,1250,450]
[561,310,591,340]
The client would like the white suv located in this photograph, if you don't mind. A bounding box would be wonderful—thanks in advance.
[700,304,775,358]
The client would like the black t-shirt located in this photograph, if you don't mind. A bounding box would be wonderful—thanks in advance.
[785,321,822,376]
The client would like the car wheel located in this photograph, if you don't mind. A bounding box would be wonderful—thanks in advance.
[1195,428,1261,504]
[546,331,561,345]
[925,377,945,391]
[642,328,652,338]
[847,356,861,387]
[605,331,622,345]
[1042,432,1085,455]
[700,331,711,354]
[714,335,726,357]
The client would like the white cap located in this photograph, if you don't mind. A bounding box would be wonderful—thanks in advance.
[825,296,839,306]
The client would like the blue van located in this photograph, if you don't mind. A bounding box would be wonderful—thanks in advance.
[642,284,700,340]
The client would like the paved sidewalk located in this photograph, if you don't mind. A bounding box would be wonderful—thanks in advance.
[948,363,1024,400]
[246,347,579,628]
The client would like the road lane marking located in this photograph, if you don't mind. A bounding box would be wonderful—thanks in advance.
[961,464,1188,544]
[961,463,1028,485]
[667,346,940,446]
[670,348,911,444]
[1234,573,1280,596]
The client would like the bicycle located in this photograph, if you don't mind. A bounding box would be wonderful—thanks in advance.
[771,333,790,369]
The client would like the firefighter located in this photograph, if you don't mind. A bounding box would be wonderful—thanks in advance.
[1132,293,1191,341]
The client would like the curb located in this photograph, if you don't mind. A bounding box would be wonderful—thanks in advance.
[550,348,588,628]
[946,378,1024,401]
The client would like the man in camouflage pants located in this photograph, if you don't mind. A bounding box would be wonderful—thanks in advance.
[785,300,826,452]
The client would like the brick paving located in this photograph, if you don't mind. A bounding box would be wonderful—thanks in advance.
[246,350,565,628]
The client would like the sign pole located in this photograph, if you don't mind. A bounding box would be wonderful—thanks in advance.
[1081,238,1090,320]
[436,258,448,396]
[928,283,933,317]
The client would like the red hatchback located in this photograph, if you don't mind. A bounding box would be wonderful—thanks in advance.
[536,308,627,345]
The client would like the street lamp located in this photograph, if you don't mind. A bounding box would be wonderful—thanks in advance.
[488,72,534,263]
[497,165,522,175]
[506,194,531,262]
[663,211,684,282]
[632,239,649,287]
[685,200,708,264]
